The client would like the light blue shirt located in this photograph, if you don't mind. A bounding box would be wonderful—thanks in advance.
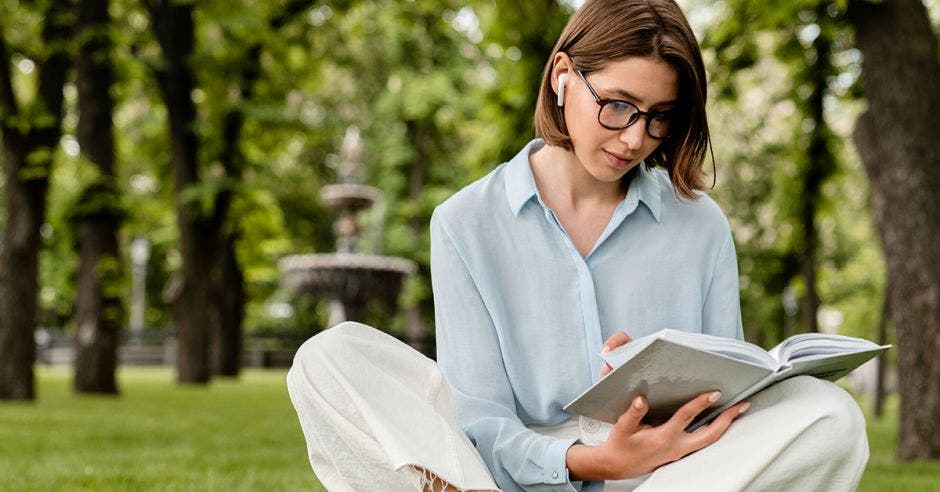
[431,139,743,491]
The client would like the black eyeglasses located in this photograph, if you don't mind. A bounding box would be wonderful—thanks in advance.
[572,64,674,140]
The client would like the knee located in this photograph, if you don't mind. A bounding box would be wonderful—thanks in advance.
[293,321,373,362]
[288,321,375,390]
[801,377,864,428]
[788,376,868,452]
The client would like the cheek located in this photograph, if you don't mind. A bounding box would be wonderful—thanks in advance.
[563,96,603,144]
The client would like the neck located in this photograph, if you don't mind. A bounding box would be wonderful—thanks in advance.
[530,144,628,210]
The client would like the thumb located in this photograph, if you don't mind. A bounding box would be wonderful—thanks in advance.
[614,395,648,435]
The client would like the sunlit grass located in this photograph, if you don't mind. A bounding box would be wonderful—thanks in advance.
[0,366,324,491]
[857,394,940,491]
[1,367,938,490]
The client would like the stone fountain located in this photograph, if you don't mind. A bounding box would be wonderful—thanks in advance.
[279,127,417,329]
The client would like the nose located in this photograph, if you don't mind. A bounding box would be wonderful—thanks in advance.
[618,119,646,151]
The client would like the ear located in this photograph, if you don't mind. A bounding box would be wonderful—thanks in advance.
[551,52,573,107]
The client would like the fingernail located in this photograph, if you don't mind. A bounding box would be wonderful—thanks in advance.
[708,391,722,403]
[739,402,751,414]
[601,346,611,354]
[633,396,644,410]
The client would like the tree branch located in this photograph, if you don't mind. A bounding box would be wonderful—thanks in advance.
[33,0,74,138]
[210,0,317,227]
[0,29,18,123]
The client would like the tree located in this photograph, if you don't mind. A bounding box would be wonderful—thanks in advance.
[848,0,940,460]
[705,0,848,342]
[71,0,124,394]
[0,0,74,399]
[705,0,940,459]
[147,0,330,380]
[202,0,323,376]
[146,0,213,383]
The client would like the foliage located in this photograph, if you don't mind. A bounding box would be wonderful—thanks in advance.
[701,0,885,346]
[0,0,906,360]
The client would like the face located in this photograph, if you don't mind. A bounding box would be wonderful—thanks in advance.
[553,55,679,183]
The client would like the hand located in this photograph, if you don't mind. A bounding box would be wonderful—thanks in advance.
[566,392,751,481]
[600,331,632,378]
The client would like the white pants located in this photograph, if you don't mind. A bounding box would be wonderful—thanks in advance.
[287,322,869,491]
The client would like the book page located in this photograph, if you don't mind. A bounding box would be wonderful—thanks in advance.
[602,329,777,370]
[768,332,886,363]
[784,347,890,382]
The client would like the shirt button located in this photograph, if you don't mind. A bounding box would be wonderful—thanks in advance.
[585,419,600,433]
[552,471,559,479]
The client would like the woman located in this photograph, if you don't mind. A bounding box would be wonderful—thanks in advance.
[287,1,869,490]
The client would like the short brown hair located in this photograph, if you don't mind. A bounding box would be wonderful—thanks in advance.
[534,0,711,200]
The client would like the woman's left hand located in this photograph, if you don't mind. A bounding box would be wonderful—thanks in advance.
[600,331,632,377]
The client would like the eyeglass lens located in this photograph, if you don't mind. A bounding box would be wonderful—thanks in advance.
[599,101,672,139]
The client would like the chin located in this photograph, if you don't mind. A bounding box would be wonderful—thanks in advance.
[588,166,632,183]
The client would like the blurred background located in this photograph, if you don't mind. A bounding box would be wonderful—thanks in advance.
[0,0,938,490]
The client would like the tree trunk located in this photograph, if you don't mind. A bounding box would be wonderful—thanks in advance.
[799,9,836,335]
[406,120,431,355]
[209,238,244,376]
[849,0,940,460]
[0,2,73,400]
[72,0,123,394]
[148,0,213,383]
[207,0,315,375]
[206,52,253,378]
[874,290,890,419]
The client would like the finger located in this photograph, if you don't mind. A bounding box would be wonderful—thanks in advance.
[600,362,613,377]
[664,391,722,432]
[601,331,632,353]
[613,395,649,436]
[683,401,750,451]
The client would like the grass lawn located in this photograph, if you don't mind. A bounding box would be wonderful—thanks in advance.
[857,394,940,491]
[1,367,938,491]
[0,366,324,491]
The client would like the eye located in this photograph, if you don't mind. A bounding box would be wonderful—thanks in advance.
[650,112,673,123]
[607,101,638,116]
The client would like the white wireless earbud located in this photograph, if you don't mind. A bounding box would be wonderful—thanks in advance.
[556,73,568,107]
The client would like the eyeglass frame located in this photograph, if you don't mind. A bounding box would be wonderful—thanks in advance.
[569,61,675,140]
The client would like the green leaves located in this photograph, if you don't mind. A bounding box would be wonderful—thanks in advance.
[703,0,882,343]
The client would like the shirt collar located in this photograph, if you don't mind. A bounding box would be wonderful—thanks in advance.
[504,139,543,216]
[504,138,662,223]
[631,162,662,223]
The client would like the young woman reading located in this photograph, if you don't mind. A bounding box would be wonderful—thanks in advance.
[287,1,869,490]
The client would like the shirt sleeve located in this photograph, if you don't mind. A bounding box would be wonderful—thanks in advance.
[701,230,744,341]
[430,211,586,492]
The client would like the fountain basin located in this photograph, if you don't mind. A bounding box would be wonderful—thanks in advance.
[279,253,418,321]
[320,184,382,212]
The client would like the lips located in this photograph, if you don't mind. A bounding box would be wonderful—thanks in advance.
[603,149,634,169]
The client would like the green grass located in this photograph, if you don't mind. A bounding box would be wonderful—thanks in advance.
[0,366,324,491]
[1,368,938,490]
[857,395,940,492]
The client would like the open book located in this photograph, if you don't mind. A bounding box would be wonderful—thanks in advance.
[564,329,889,431]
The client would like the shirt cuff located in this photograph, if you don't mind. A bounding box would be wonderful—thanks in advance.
[542,437,581,491]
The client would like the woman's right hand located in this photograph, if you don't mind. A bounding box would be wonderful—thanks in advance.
[566,392,750,481]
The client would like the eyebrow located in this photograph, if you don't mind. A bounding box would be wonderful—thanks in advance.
[603,87,678,109]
